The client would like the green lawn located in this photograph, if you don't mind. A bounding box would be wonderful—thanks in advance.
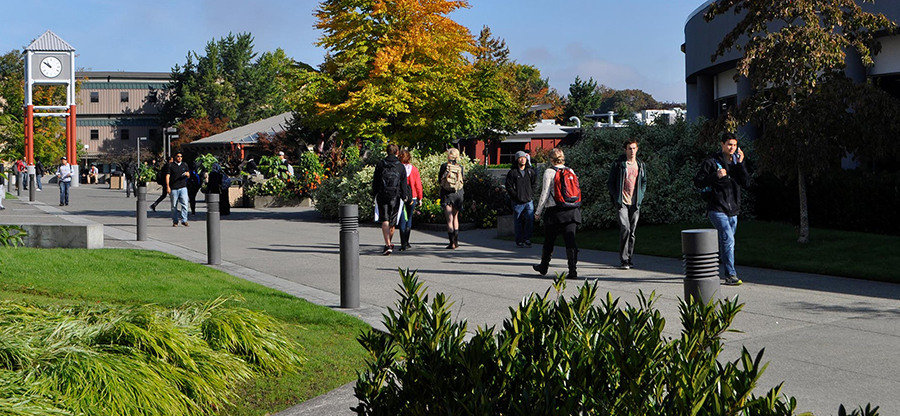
[0,248,370,416]
[532,221,899,283]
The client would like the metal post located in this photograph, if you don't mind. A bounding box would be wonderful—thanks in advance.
[27,166,35,202]
[682,229,721,304]
[339,204,360,308]
[136,186,147,241]
[207,192,221,265]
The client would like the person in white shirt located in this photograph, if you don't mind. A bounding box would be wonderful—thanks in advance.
[278,151,294,176]
[55,156,73,206]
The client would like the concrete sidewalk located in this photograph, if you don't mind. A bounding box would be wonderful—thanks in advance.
[4,184,900,416]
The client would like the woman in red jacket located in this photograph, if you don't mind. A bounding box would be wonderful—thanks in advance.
[398,149,423,251]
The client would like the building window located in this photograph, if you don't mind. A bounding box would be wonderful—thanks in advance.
[90,129,99,140]
[90,92,99,103]
[121,129,130,141]
[120,92,129,103]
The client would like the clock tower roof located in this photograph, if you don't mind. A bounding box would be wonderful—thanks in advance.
[25,30,75,52]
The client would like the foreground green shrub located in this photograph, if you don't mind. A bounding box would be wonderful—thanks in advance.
[0,297,303,416]
[354,270,876,415]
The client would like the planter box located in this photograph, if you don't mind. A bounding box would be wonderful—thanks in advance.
[246,195,313,208]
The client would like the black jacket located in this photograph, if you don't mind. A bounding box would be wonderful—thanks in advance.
[607,155,647,209]
[505,165,536,204]
[693,151,750,216]
[167,162,190,190]
[372,155,409,201]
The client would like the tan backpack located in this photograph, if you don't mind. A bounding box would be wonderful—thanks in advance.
[441,163,464,192]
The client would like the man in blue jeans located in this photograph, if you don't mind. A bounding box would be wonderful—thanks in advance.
[693,133,750,286]
[165,152,191,227]
[505,151,537,248]
[55,157,73,206]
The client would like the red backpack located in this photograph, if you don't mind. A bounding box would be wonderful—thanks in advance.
[552,166,581,208]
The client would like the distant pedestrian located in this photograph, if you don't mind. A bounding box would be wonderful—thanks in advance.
[187,163,202,215]
[506,150,537,248]
[0,161,6,210]
[278,151,294,177]
[124,159,137,197]
[166,152,190,227]
[206,162,231,216]
[693,132,750,286]
[533,148,582,279]
[607,138,647,269]
[150,157,172,212]
[15,159,26,190]
[439,148,465,249]
[34,159,44,191]
[372,144,408,255]
[397,149,422,251]
[87,164,99,184]
[55,156,73,206]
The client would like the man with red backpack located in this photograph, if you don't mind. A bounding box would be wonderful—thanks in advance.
[372,144,409,255]
[533,148,583,280]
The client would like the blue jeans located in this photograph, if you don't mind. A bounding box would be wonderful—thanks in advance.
[37,175,42,190]
[512,201,534,243]
[708,211,738,277]
[59,181,70,205]
[399,201,417,232]
[170,187,189,224]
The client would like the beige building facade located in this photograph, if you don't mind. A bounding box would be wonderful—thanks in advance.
[75,71,170,162]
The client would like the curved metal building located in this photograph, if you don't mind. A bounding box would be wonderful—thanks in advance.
[684,1,900,125]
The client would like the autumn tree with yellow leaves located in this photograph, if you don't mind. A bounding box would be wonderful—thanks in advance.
[299,0,531,152]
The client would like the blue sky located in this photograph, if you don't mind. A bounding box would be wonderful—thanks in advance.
[0,0,706,103]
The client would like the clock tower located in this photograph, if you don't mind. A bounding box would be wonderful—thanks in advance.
[23,30,79,189]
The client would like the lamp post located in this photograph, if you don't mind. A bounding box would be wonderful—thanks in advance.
[137,136,146,167]
[165,127,177,159]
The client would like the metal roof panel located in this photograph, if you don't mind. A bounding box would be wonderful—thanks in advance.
[25,30,76,52]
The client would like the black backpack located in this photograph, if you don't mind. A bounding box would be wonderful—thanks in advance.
[381,160,401,198]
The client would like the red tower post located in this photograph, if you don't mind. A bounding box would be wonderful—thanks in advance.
[24,105,34,165]
[68,105,77,164]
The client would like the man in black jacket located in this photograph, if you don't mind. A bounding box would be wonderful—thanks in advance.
[607,139,647,270]
[372,144,409,255]
[693,132,750,286]
[505,151,537,248]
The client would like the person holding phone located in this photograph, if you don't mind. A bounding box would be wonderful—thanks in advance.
[693,132,750,286]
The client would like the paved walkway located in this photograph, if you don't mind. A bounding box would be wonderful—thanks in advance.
[3,183,899,416]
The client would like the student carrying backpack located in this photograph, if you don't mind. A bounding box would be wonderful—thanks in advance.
[533,148,583,280]
[439,148,465,249]
[551,166,582,208]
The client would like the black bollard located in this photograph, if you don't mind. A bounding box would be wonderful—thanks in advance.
[681,229,721,304]
[136,186,147,241]
[28,173,35,202]
[339,204,359,308]
[15,171,21,196]
[206,192,221,265]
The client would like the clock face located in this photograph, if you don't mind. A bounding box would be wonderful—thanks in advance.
[40,56,62,78]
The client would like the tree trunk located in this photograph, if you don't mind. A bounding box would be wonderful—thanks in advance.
[797,167,810,244]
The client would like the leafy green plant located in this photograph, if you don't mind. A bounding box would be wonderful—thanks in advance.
[136,162,156,185]
[0,225,26,248]
[354,269,874,415]
[0,297,303,416]
[195,153,219,174]
[295,151,325,196]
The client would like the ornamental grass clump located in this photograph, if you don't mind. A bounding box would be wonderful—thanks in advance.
[0,297,303,416]
[354,269,878,415]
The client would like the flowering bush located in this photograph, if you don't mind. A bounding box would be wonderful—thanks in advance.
[313,165,375,222]
[295,151,326,196]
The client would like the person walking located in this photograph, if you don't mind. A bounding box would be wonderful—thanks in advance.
[34,158,44,191]
[150,157,172,212]
[372,144,409,255]
[533,148,582,280]
[166,152,191,227]
[607,138,647,269]
[506,150,537,248]
[55,156,73,206]
[693,132,750,286]
[439,148,465,249]
[397,149,422,251]
[187,163,202,215]
[15,159,26,191]
[206,162,231,216]
[124,159,136,197]
[0,161,6,210]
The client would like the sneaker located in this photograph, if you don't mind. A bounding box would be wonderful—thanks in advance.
[724,276,743,286]
[172,223,178,227]
[36,189,41,192]
[383,245,392,256]
[524,240,532,248]
[59,203,64,206]
[182,222,189,227]
[516,242,525,248]
[627,261,635,269]
[620,262,631,270]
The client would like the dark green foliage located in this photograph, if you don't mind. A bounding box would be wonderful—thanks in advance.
[564,121,753,229]
[0,225,26,248]
[354,269,874,415]
[460,164,511,228]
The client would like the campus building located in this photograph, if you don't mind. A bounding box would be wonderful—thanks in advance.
[75,71,172,167]
[684,1,900,128]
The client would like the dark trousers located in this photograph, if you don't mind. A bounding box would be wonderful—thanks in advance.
[152,187,168,207]
[617,204,640,264]
[542,221,578,254]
